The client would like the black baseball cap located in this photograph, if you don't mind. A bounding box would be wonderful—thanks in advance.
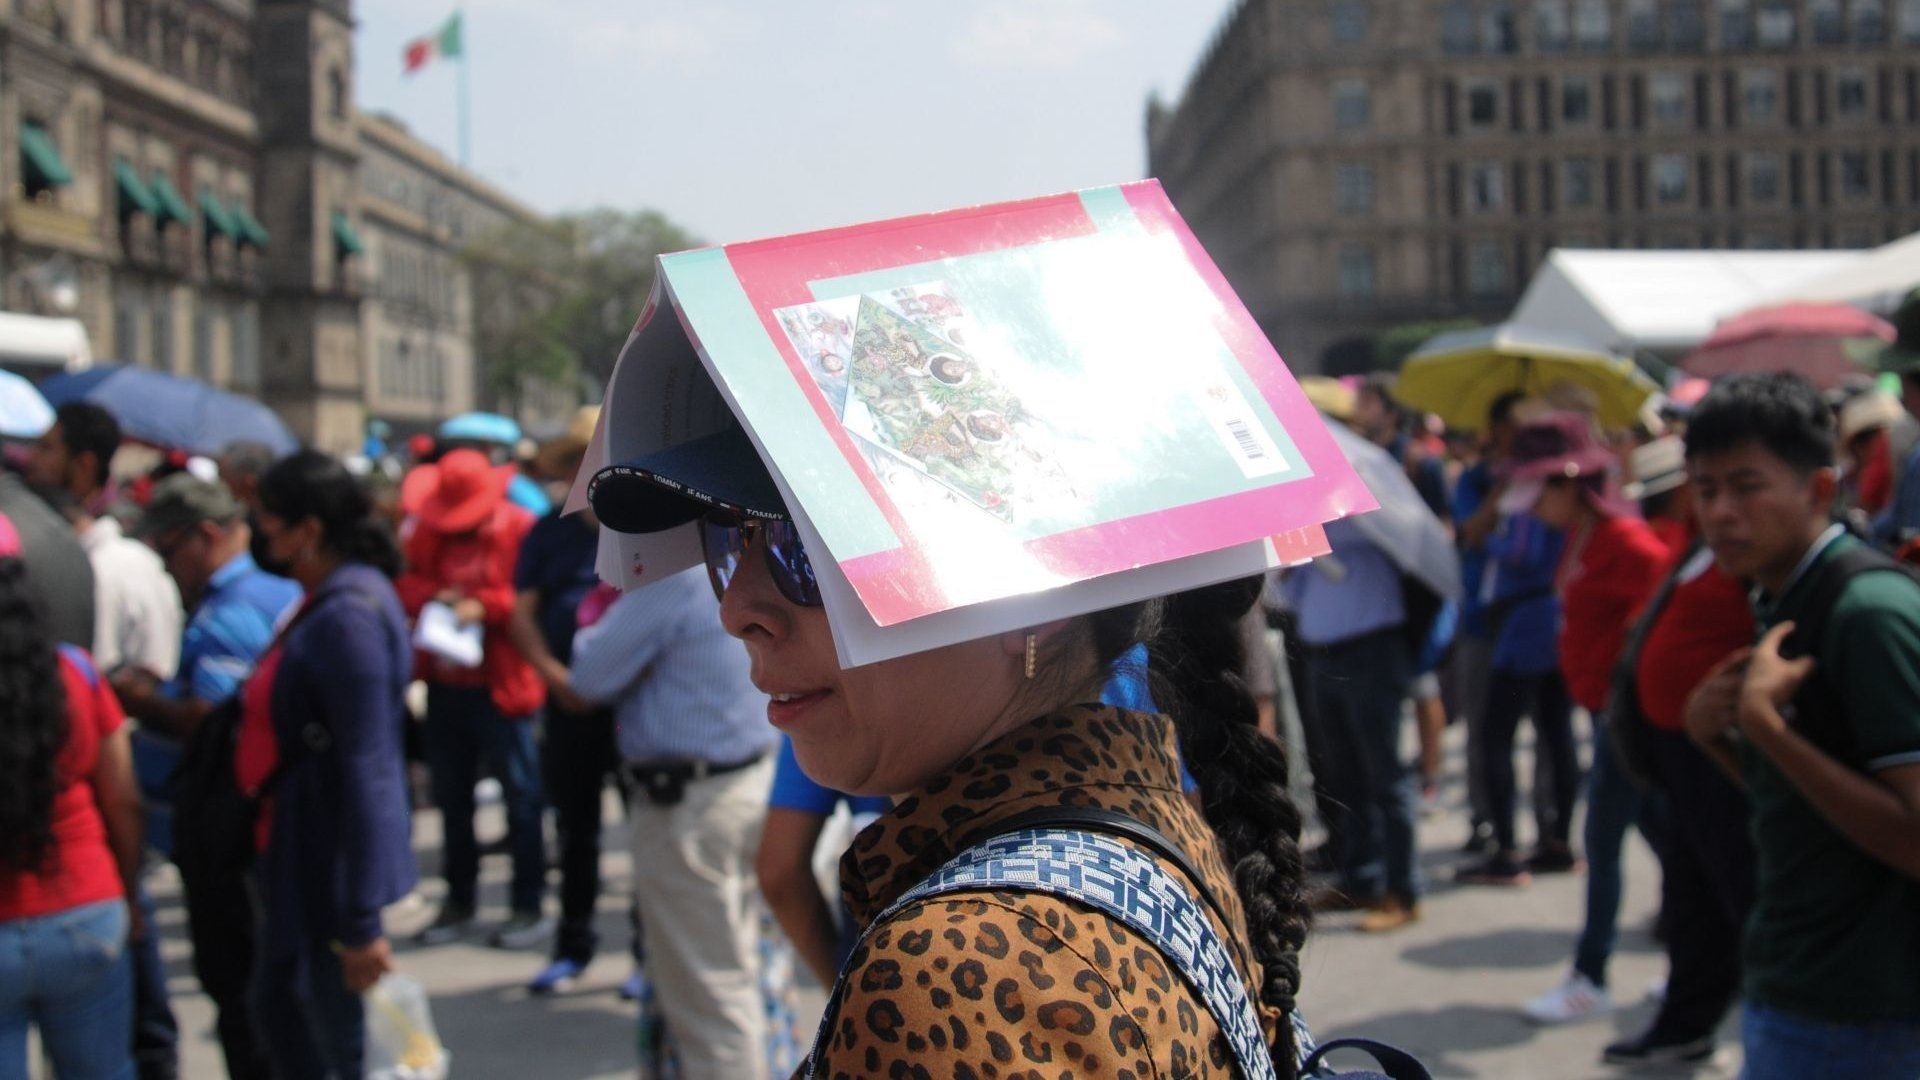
[587,425,788,534]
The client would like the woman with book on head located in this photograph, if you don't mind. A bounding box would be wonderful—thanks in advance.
[588,425,1315,1080]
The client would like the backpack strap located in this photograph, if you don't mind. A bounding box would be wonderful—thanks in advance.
[809,827,1285,1080]
[1301,1037,1434,1080]
[1778,542,1920,763]
[57,643,100,689]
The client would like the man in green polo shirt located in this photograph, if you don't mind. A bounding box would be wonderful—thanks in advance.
[1681,372,1920,1078]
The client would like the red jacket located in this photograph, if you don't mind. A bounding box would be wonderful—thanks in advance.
[397,502,544,718]
[1556,515,1671,712]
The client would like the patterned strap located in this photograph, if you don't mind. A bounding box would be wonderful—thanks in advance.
[808,828,1284,1080]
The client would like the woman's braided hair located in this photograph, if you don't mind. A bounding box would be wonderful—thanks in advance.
[0,557,69,876]
[1087,575,1309,1077]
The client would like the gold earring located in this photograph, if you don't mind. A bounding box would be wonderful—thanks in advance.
[1024,632,1037,680]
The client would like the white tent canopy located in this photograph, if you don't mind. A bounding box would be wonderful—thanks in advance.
[1508,249,1862,356]
[0,311,91,372]
[1765,229,1920,309]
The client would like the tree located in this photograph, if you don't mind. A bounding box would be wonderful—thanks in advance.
[463,208,700,414]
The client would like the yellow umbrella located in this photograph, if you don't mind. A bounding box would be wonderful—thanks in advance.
[1395,323,1659,431]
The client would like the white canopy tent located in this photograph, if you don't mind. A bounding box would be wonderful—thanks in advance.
[1764,229,1920,310]
[0,311,92,372]
[1508,249,1862,357]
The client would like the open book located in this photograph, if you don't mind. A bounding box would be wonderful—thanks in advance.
[567,182,1374,668]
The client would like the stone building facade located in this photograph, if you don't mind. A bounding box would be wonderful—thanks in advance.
[0,0,553,454]
[1147,0,1920,372]
[357,113,544,438]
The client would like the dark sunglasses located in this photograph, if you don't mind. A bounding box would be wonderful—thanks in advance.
[698,516,822,608]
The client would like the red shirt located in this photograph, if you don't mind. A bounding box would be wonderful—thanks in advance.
[235,638,291,851]
[1857,428,1893,516]
[1635,549,1753,730]
[396,502,544,716]
[0,650,128,921]
[1557,515,1671,712]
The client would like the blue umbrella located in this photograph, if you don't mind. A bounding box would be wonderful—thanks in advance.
[38,364,298,456]
[0,369,54,439]
[437,411,521,445]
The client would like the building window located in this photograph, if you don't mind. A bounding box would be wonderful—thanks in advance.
[1720,0,1753,45]
[1627,0,1662,47]
[1668,0,1707,47]
[329,66,348,121]
[1575,0,1612,47]
[232,305,259,390]
[1332,79,1371,130]
[1565,158,1597,205]
[1471,162,1506,210]
[1468,239,1508,295]
[1655,153,1692,202]
[1746,152,1782,201]
[1482,2,1519,51]
[1466,81,1499,127]
[1836,68,1868,117]
[193,303,214,382]
[153,293,173,372]
[1536,0,1571,48]
[1442,1,1477,52]
[1331,0,1368,43]
[1338,246,1376,298]
[1841,151,1871,199]
[1651,72,1689,123]
[1743,68,1779,122]
[1902,0,1920,41]
[1335,163,1375,213]
[1809,0,1844,42]
[1854,0,1888,41]
[1756,0,1795,46]
[1562,77,1594,123]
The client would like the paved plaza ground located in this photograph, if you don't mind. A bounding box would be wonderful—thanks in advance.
[153,724,1742,1079]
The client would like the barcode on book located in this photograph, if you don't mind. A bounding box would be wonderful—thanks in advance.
[1225,419,1266,461]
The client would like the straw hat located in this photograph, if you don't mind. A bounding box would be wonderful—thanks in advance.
[1839,390,1903,444]
[534,405,602,479]
[1621,435,1687,500]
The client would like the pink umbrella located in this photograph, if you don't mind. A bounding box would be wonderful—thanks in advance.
[1682,302,1896,389]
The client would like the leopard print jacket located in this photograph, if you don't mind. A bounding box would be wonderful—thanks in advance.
[813,704,1285,1079]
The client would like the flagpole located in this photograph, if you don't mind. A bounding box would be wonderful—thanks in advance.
[456,8,471,167]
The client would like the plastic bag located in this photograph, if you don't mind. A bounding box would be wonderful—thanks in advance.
[364,972,451,1080]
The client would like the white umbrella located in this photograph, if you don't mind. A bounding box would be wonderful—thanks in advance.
[1323,418,1462,602]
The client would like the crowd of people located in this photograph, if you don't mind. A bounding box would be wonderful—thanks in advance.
[1289,366,1920,1074]
[0,358,1916,1078]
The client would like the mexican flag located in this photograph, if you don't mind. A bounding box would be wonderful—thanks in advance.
[403,12,462,75]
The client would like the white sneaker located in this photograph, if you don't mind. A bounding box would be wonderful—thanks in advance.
[1523,971,1615,1025]
[1646,975,1668,1003]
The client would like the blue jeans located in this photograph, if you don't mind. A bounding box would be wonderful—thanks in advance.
[130,879,179,1079]
[1302,629,1420,902]
[1572,722,1668,987]
[1742,1004,1920,1079]
[424,684,545,914]
[0,899,136,1080]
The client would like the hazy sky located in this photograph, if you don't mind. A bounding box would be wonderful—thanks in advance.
[355,1,1238,244]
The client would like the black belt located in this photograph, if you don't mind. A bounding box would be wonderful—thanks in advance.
[624,751,765,806]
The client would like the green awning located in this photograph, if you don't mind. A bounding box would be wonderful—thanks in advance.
[20,122,73,188]
[331,209,364,256]
[148,173,191,227]
[113,159,158,217]
[199,188,240,240]
[232,204,270,249]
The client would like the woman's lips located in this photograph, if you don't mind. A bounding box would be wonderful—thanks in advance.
[766,689,832,729]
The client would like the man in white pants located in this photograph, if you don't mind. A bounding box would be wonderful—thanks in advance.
[570,565,778,1080]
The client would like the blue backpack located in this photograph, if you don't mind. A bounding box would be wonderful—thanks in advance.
[807,806,1429,1080]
